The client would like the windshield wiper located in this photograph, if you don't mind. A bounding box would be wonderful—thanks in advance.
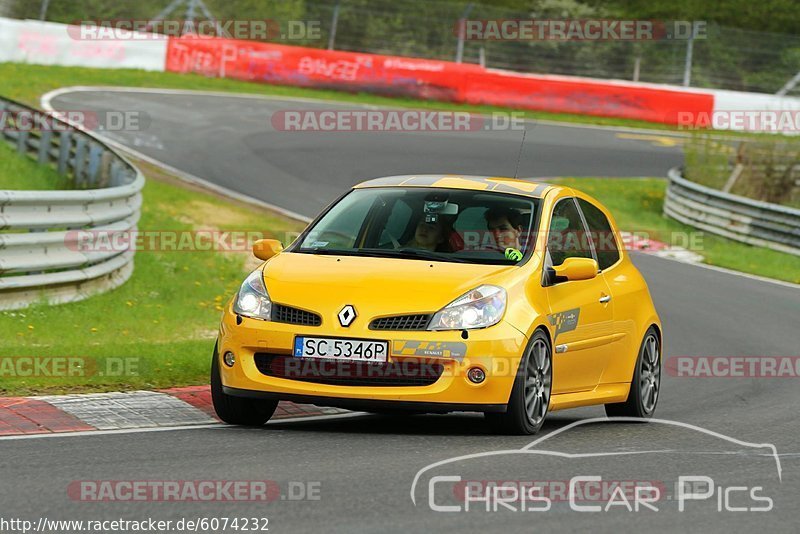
[357,248,469,263]
[297,247,469,263]
[296,248,359,256]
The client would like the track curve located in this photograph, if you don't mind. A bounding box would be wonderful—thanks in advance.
[5,88,795,532]
[47,88,685,217]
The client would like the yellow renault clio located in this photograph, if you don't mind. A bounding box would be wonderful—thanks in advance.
[212,175,662,434]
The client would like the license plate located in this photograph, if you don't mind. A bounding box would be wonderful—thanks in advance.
[293,337,389,362]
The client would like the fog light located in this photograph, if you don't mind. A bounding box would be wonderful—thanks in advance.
[467,367,486,384]
[223,351,236,367]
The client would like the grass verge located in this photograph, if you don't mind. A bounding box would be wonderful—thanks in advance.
[553,178,800,284]
[0,157,305,396]
[0,141,71,190]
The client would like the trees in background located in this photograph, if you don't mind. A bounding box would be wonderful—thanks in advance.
[8,0,800,94]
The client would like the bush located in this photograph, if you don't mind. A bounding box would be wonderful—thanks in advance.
[685,133,800,207]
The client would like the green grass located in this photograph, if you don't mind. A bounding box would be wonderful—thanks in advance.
[0,141,71,189]
[553,177,800,283]
[0,159,305,396]
[0,62,687,131]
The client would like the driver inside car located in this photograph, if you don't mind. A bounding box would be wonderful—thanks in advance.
[403,216,451,252]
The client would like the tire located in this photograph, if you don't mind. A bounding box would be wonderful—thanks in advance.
[210,343,278,426]
[486,330,552,435]
[605,326,661,419]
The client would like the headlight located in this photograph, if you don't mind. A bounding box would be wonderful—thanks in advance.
[233,269,272,320]
[429,285,506,330]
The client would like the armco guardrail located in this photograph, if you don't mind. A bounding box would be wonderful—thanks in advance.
[0,96,144,310]
[664,167,800,257]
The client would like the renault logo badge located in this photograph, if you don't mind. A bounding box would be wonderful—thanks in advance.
[338,305,357,327]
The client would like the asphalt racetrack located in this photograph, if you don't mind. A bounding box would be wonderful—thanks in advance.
[49,89,686,217]
[3,89,796,532]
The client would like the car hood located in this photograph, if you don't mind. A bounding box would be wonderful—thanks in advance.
[262,252,515,321]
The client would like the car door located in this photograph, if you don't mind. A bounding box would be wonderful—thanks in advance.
[544,197,615,394]
[576,197,634,386]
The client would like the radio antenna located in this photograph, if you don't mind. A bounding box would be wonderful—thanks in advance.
[512,127,526,179]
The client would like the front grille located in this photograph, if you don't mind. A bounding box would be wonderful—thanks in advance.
[369,314,431,331]
[254,353,444,387]
[272,304,322,326]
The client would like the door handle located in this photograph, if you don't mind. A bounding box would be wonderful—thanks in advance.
[599,295,611,303]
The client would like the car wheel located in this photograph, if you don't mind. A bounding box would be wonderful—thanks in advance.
[210,343,278,426]
[486,330,552,435]
[605,326,661,419]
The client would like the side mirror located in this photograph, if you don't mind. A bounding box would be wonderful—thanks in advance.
[553,257,598,282]
[252,239,283,261]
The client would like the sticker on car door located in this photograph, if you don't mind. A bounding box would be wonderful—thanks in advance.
[548,308,581,338]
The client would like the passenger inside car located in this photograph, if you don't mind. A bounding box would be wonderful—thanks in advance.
[485,206,525,250]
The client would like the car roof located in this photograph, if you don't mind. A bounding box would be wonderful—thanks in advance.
[354,174,560,199]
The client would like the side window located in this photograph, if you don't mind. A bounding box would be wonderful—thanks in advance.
[548,198,593,266]
[577,199,620,270]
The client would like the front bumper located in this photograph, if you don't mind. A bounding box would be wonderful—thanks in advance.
[218,304,528,412]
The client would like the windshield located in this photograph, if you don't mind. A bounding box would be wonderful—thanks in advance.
[292,187,540,265]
